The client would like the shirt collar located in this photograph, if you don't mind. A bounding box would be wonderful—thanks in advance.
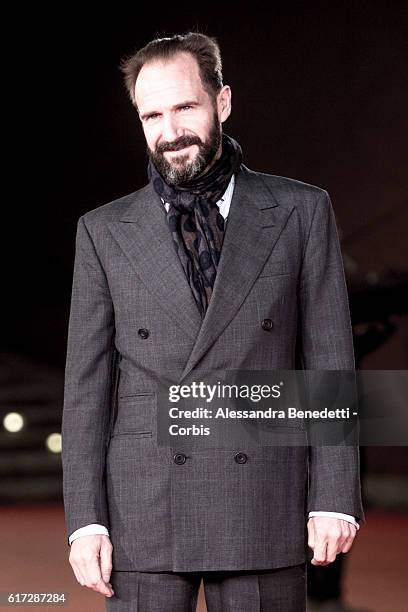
[161,174,235,220]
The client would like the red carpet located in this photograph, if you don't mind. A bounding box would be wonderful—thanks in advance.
[0,506,407,611]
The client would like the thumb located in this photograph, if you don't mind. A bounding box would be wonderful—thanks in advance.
[307,519,315,549]
[100,541,113,583]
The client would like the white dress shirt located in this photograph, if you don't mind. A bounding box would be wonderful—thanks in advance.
[69,174,358,544]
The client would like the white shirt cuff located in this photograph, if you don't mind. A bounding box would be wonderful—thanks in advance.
[308,511,359,529]
[68,524,110,545]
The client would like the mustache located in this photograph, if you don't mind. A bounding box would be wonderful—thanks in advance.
[155,136,202,154]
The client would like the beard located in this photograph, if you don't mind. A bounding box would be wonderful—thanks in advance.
[147,113,222,186]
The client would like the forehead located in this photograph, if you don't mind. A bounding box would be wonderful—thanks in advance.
[134,52,208,110]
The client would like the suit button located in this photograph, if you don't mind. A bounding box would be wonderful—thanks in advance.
[138,328,149,339]
[234,452,248,464]
[173,452,186,465]
[261,318,273,331]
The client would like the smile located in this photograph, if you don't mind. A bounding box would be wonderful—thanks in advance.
[164,145,194,156]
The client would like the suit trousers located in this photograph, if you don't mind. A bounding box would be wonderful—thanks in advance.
[105,563,306,611]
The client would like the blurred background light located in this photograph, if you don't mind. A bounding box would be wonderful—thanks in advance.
[46,433,62,454]
[3,412,25,433]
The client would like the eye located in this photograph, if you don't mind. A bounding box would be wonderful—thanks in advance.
[179,105,192,111]
[144,113,160,122]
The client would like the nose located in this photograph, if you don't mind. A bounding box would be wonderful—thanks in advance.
[161,113,183,143]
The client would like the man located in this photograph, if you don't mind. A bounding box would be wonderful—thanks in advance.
[62,33,363,611]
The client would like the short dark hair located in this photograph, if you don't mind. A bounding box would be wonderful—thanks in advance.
[119,32,223,107]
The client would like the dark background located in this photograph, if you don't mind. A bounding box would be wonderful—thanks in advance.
[3,2,407,374]
[0,11,408,609]
[0,8,407,608]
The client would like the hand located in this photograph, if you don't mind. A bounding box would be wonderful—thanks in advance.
[307,516,357,566]
[69,534,114,597]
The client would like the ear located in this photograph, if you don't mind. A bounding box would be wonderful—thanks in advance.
[217,85,232,124]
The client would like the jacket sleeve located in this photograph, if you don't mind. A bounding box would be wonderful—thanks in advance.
[62,215,117,542]
[297,190,364,521]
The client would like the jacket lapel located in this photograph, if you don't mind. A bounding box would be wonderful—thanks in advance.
[107,183,202,341]
[107,167,294,378]
[179,166,295,380]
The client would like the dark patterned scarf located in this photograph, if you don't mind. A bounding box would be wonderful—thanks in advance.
[148,133,242,318]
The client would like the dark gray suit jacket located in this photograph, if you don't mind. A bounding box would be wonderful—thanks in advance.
[62,165,363,572]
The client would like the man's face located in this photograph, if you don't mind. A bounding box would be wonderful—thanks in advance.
[134,52,231,185]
